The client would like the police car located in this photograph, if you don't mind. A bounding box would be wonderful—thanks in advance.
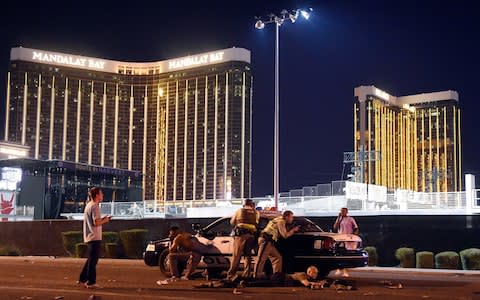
[143,214,368,278]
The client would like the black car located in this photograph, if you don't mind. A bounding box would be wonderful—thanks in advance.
[144,214,368,278]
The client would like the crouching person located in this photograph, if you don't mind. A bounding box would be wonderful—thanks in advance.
[157,226,211,285]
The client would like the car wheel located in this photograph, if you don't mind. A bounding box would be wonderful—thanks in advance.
[158,248,172,277]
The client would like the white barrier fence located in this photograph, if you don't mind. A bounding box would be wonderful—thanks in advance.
[58,188,479,220]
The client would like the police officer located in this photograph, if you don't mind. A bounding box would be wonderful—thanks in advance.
[226,198,259,280]
[254,210,300,278]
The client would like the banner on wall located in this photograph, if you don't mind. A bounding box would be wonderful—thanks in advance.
[1,191,15,222]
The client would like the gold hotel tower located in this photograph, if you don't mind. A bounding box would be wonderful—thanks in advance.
[354,86,462,192]
[4,47,252,201]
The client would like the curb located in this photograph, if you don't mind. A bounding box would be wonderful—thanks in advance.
[355,266,480,276]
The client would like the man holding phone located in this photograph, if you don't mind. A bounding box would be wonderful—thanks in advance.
[333,207,359,235]
[78,187,112,289]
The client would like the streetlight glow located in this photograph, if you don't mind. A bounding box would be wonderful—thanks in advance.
[301,8,313,20]
[255,20,265,29]
[254,8,312,209]
[289,10,299,23]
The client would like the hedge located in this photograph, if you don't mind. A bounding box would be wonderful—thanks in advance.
[416,251,434,269]
[103,231,121,258]
[435,251,459,270]
[119,229,149,258]
[364,246,378,266]
[75,243,88,258]
[61,231,83,257]
[459,248,480,270]
[105,243,121,258]
[395,247,415,268]
[0,245,21,256]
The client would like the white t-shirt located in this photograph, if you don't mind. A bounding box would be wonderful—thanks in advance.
[83,201,102,242]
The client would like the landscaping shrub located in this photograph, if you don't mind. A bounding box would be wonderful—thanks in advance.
[459,248,480,270]
[395,247,415,268]
[61,231,83,257]
[0,245,21,256]
[435,251,459,269]
[103,231,120,244]
[105,243,120,258]
[103,231,120,257]
[364,246,378,266]
[119,229,149,258]
[75,243,88,258]
[416,251,434,269]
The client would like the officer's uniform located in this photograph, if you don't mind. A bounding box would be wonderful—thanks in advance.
[226,207,259,279]
[254,216,296,278]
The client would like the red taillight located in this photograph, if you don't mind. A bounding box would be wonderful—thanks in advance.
[322,238,334,250]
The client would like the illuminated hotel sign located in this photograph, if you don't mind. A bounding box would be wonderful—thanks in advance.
[32,51,106,70]
[375,88,390,101]
[168,51,224,70]
[11,47,249,74]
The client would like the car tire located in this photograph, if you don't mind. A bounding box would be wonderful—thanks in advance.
[158,248,172,277]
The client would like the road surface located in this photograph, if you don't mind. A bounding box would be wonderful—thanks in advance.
[0,257,479,299]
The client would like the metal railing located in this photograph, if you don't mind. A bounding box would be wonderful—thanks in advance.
[58,189,479,220]
[473,189,480,209]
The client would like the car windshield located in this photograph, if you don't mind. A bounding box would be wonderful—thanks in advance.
[202,216,324,236]
[290,217,324,232]
[258,216,324,232]
[202,218,233,237]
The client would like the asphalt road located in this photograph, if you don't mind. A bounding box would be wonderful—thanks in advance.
[0,257,479,300]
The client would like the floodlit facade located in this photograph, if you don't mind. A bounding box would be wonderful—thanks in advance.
[354,85,462,192]
[4,47,252,201]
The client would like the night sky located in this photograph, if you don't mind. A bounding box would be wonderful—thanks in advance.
[0,0,478,197]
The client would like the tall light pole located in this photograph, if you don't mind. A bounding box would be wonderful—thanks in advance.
[255,8,312,210]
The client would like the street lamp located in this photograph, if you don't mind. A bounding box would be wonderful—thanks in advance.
[255,8,312,210]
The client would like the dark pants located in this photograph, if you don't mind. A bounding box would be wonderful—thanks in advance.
[168,252,190,278]
[79,240,101,285]
[185,238,214,278]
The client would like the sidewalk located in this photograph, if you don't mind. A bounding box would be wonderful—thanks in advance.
[356,266,480,276]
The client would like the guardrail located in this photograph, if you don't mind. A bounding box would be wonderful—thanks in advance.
[59,190,475,220]
[473,189,480,212]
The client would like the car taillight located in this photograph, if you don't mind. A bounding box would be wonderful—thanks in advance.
[322,238,334,250]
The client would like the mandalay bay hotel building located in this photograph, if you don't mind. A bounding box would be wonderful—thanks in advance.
[4,47,252,201]
[354,86,462,193]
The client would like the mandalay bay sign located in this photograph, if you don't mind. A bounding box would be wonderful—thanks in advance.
[32,51,106,70]
[167,51,225,70]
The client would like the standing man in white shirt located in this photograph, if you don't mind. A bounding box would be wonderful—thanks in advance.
[78,187,112,289]
[333,207,359,235]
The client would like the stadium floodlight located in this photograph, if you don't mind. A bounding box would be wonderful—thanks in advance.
[289,10,299,23]
[253,8,312,209]
[255,20,265,29]
[301,8,313,20]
